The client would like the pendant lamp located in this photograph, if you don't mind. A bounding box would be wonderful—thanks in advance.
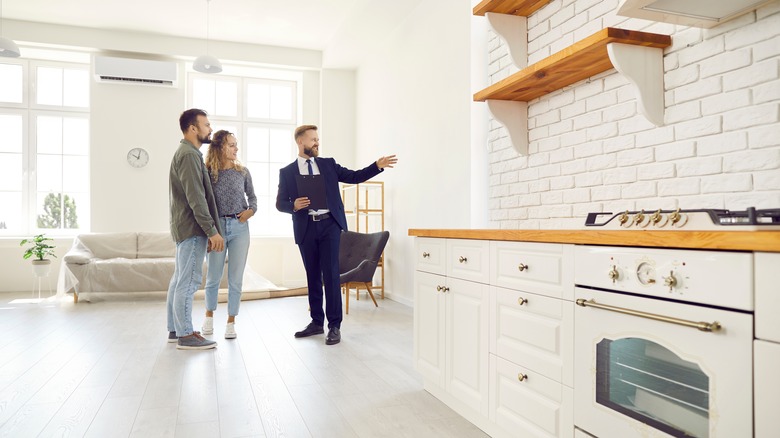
[193,0,221,73]
[0,0,20,58]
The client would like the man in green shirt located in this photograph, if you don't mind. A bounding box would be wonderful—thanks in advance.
[166,108,225,350]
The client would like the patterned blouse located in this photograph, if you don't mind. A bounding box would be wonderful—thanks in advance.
[210,168,257,216]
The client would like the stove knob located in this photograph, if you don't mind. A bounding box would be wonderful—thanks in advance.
[633,210,647,227]
[608,265,619,283]
[663,271,678,291]
[651,209,668,227]
[618,210,631,227]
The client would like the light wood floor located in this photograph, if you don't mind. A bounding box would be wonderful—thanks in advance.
[0,291,489,438]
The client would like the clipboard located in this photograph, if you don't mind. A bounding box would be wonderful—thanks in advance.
[295,174,327,210]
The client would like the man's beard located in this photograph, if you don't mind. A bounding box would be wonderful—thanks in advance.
[303,145,318,157]
[198,133,212,144]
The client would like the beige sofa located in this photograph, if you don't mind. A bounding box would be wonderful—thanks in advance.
[62,232,225,302]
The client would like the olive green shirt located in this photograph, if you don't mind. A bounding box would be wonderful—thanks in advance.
[169,139,222,243]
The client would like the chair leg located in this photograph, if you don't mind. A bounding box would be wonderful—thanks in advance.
[365,283,378,307]
[345,282,350,314]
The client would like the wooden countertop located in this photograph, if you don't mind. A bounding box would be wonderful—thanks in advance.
[408,229,780,252]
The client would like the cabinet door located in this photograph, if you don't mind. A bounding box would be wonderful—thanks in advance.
[445,277,489,416]
[755,252,780,343]
[490,286,574,387]
[755,340,780,438]
[415,238,446,275]
[447,239,490,283]
[490,355,573,438]
[414,270,445,385]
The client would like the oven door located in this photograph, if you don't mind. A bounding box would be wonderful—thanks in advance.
[574,287,753,438]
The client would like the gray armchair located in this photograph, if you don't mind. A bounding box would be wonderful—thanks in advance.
[339,230,390,314]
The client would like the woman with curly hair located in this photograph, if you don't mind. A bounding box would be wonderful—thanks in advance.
[201,130,257,339]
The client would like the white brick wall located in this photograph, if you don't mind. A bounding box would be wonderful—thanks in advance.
[485,1,780,229]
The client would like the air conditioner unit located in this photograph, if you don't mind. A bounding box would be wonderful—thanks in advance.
[94,56,178,87]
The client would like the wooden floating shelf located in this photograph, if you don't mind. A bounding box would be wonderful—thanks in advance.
[474,27,671,102]
[473,0,553,17]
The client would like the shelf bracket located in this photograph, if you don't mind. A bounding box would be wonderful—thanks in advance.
[487,100,528,155]
[607,43,665,126]
[485,12,527,69]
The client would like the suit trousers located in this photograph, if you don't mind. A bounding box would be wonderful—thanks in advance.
[298,216,342,328]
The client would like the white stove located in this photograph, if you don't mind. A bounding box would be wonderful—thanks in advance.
[584,207,780,231]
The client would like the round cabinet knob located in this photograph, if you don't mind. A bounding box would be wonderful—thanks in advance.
[422,252,430,258]
[436,285,443,292]
[517,373,527,382]
[608,265,619,283]
[458,256,467,263]
[663,271,678,291]
[518,263,528,272]
[517,297,528,306]
[442,286,450,293]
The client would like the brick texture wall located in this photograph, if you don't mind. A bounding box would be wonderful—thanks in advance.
[486,0,780,229]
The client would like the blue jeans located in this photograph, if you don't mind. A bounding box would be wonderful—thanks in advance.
[166,235,207,336]
[204,217,250,317]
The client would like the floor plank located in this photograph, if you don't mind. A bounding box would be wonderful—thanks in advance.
[0,291,489,438]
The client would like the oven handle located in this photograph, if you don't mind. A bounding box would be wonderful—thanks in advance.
[575,298,722,332]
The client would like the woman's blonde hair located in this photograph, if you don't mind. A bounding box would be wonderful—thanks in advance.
[206,130,245,182]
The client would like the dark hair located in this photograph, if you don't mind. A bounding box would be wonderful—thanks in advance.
[179,108,208,133]
[294,124,318,141]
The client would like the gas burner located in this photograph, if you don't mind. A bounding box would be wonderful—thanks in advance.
[584,207,780,231]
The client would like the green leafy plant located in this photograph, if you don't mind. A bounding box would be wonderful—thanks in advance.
[20,234,57,261]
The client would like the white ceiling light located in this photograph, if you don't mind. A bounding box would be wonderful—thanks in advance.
[0,0,20,58]
[193,0,221,74]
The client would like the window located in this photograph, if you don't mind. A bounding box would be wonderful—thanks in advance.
[0,59,90,236]
[189,71,300,236]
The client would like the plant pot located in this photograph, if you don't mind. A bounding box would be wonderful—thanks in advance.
[32,259,52,277]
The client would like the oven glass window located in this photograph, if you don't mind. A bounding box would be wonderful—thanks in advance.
[596,338,709,438]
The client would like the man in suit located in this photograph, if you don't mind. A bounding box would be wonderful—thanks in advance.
[276,124,397,345]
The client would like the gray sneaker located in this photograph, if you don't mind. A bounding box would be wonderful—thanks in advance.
[177,331,217,350]
[167,331,178,343]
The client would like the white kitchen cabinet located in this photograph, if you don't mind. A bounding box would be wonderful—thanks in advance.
[490,355,574,438]
[754,252,780,438]
[754,340,780,438]
[490,241,573,300]
[414,237,574,438]
[415,237,446,275]
[490,285,574,387]
[414,270,445,384]
[447,238,490,283]
[755,252,780,343]
[413,270,490,417]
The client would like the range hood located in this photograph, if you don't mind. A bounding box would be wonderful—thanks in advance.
[617,0,775,28]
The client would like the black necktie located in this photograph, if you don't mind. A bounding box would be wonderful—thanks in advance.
[306,159,313,176]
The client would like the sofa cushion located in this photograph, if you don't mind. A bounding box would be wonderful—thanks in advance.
[77,232,137,259]
[138,232,175,258]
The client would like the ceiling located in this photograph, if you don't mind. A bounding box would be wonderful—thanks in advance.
[1,0,425,67]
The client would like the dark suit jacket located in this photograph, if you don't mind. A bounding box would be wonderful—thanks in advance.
[276,157,383,244]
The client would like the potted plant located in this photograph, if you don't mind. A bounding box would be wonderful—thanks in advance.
[20,234,57,277]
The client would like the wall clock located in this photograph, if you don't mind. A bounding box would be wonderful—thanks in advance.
[127,147,149,168]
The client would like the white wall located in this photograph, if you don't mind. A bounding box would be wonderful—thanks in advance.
[0,22,345,293]
[353,0,473,305]
[486,1,780,229]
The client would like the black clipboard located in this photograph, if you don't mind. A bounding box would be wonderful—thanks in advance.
[295,174,327,210]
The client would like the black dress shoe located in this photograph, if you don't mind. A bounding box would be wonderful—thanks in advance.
[294,323,324,338]
[326,327,341,345]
